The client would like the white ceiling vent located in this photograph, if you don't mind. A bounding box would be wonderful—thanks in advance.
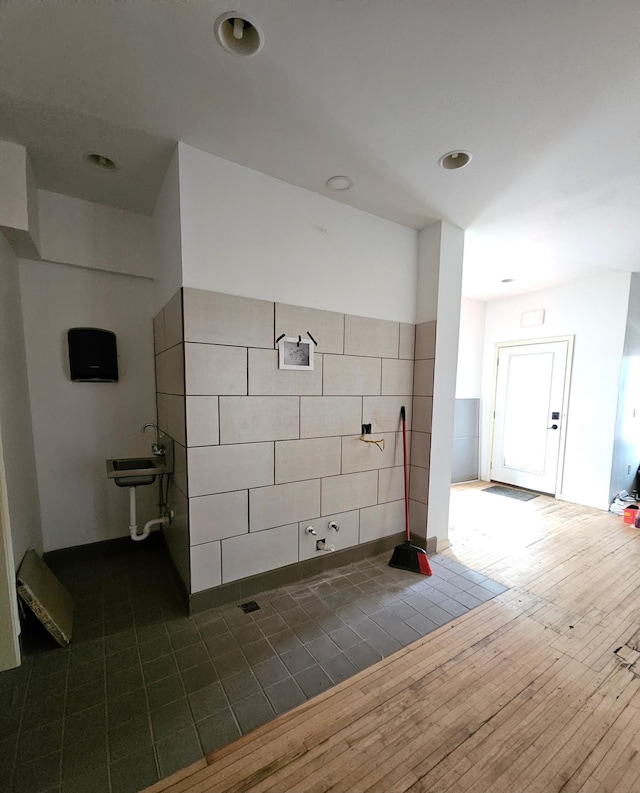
[215,13,264,57]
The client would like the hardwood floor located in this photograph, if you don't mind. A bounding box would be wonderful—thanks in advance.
[145,482,640,793]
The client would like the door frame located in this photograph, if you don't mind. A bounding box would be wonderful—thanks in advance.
[488,335,574,498]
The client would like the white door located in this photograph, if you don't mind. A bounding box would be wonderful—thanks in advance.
[491,340,570,494]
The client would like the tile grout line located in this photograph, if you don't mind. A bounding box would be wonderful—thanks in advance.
[196,618,242,751]
[132,592,161,791]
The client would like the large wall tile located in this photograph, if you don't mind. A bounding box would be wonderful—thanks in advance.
[359,500,405,543]
[323,354,381,396]
[409,499,427,535]
[378,466,405,504]
[411,431,431,470]
[399,323,415,360]
[156,393,186,446]
[381,359,413,396]
[341,433,396,474]
[250,479,320,532]
[300,397,362,439]
[344,315,399,358]
[220,397,299,444]
[413,359,435,397]
[153,311,166,355]
[363,396,411,433]
[298,510,359,561]
[173,440,188,498]
[164,289,184,350]
[183,288,274,348]
[452,437,479,484]
[321,471,377,515]
[453,398,480,439]
[157,392,168,437]
[164,481,190,590]
[412,396,433,434]
[188,443,273,496]
[222,524,299,583]
[415,320,436,360]
[191,541,222,593]
[275,437,341,484]
[248,348,322,396]
[409,465,429,504]
[186,396,219,447]
[394,430,410,467]
[276,303,344,354]
[185,343,247,396]
[156,344,184,395]
[190,490,248,545]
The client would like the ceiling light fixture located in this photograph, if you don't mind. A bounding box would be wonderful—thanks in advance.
[438,150,472,170]
[83,152,118,171]
[214,12,264,56]
[326,176,352,191]
[501,278,515,283]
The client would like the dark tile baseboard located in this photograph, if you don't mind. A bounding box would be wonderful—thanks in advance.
[189,532,437,614]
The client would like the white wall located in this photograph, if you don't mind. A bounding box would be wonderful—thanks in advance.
[0,233,42,568]
[424,223,465,547]
[415,223,441,323]
[19,259,158,551]
[38,190,154,278]
[456,298,486,398]
[152,148,183,312]
[0,141,40,259]
[178,144,418,323]
[610,272,640,501]
[481,272,630,510]
[0,141,29,232]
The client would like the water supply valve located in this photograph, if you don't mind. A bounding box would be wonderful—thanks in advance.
[328,521,340,532]
[305,525,317,536]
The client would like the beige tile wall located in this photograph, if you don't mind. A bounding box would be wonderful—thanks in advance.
[155,289,435,595]
[298,510,359,561]
[154,292,189,591]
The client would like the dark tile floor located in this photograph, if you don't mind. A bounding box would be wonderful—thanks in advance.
[0,538,508,793]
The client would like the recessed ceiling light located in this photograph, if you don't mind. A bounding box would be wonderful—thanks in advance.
[326,176,352,191]
[501,278,515,283]
[438,150,472,170]
[84,152,118,171]
[215,12,264,56]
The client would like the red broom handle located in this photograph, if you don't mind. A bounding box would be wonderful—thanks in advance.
[401,406,410,541]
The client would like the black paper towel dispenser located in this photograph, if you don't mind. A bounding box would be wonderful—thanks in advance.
[67,328,119,382]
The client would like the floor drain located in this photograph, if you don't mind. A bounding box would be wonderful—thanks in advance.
[239,600,260,614]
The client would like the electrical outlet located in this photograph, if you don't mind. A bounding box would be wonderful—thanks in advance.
[361,423,372,435]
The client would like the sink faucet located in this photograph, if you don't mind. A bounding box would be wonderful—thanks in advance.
[142,423,165,456]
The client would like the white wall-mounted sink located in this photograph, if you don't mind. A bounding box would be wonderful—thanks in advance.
[106,456,173,487]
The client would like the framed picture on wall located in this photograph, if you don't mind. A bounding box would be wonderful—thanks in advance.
[278,336,314,370]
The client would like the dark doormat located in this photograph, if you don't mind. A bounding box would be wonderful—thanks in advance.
[482,485,540,501]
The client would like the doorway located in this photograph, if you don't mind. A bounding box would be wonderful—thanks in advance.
[490,337,573,495]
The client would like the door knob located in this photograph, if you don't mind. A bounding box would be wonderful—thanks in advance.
[547,424,559,430]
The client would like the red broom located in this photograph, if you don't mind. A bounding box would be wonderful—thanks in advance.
[388,406,432,575]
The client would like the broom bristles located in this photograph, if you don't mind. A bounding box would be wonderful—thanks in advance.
[388,541,433,576]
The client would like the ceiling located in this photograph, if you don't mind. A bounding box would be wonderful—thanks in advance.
[0,1,638,301]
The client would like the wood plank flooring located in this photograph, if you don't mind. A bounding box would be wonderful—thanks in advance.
[145,482,640,793]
